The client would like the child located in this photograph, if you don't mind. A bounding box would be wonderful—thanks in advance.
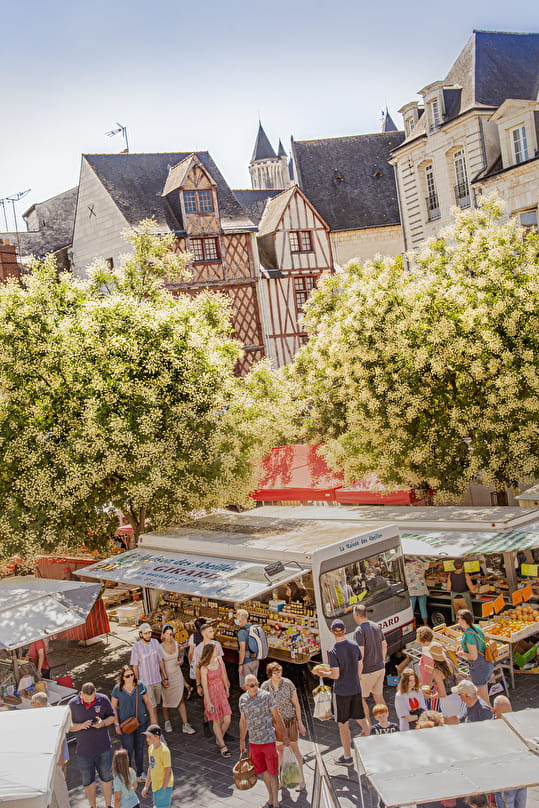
[112,749,139,808]
[394,668,427,731]
[369,703,399,735]
[142,725,174,808]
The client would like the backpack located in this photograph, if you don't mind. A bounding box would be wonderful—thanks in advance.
[248,624,268,660]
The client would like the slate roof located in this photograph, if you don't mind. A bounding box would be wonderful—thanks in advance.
[257,187,297,238]
[0,186,78,258]
[277,139,287,157]
[251,123,277,161]
[233,189,281,225]
[397,30,539,148]
[85,152,253,233]
[292,132,405,231]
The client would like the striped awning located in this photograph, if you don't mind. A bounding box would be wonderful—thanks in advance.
[401,521,539,556]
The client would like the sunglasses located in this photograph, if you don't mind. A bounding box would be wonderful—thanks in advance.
[247,684,258,689]
[123,673,134,679]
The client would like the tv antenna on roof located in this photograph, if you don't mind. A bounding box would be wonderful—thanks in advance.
[2,189,31,251]
[105,122,129,153]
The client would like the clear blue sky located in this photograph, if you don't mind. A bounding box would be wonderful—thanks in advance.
[0,0,536,228]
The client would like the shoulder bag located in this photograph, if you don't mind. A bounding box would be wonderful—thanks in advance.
[120,685,140,734]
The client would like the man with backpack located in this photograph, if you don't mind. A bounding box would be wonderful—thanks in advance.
[235,608,267,689]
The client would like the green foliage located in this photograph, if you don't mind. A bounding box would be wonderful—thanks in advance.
[0,223,289,560]
[292,197,539,500]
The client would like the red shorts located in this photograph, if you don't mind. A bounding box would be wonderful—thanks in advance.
[249,742,279,776]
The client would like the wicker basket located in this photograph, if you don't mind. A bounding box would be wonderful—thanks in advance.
[232,753,257,790]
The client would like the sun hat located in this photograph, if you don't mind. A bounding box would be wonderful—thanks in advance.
[428,642,448,662]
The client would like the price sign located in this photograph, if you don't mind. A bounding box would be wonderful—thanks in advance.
[521,563,538,577]
[522,584,533,602]
[493,594,505,614]
[481,601,495,618]
[464,560,480,573]
[443,560,455,572]
[512,589,523,605]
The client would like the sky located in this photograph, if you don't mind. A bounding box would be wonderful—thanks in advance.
[0,0,537,230]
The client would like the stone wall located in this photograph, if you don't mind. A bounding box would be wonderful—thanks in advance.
[71,159,130,277]
[330,224,404,267]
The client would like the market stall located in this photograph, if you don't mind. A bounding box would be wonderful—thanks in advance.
[354,708,539,808]
[0,577,101,689]
[0,706,71,808]
[77,512,415,660]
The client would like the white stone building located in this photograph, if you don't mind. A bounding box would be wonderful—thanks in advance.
[390,30,539,250]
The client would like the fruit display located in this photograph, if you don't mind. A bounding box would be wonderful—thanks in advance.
[485,606,539,640]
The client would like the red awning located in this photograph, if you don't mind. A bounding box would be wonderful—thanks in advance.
[251,445,422,505]
[251,444,344,502]
[335,474,420,505]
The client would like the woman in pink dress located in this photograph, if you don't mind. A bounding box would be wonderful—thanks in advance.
[199,641,232,757]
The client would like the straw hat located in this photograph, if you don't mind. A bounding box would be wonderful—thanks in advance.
[428,641,448,662]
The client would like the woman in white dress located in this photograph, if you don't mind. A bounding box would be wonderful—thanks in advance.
[160,624,196,735]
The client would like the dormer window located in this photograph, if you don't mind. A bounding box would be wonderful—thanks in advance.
[511,125,529,165]
[405,117,415,137]
[429,98,441,130]
[183,189,214,214]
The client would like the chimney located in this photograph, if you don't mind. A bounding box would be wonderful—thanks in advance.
[0,239,21,282]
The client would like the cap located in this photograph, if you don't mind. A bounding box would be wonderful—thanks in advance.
[139,623,152,634]
[451,679,478,696]
[331,619,346,632]
[143,724,162,737]
[428,642,447,662]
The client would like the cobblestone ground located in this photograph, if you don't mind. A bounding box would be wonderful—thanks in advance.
[47,625,539,808]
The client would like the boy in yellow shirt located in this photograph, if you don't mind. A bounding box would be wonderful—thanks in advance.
[141,725,174,808]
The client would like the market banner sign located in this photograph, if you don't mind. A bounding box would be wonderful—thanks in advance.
[77,549,301,602]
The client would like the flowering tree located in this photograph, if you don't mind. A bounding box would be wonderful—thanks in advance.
[0,222,289,558]
[292,198,539,500]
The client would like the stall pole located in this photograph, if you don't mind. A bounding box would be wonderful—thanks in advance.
[503,551,518,595]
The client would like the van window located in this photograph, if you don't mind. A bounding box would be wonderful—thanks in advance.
[320,547,406,618]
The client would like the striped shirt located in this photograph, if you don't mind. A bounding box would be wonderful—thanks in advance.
[129,638,164,685]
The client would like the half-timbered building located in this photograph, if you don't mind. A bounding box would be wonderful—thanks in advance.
[235,185,333,367]
[71,151,265,374]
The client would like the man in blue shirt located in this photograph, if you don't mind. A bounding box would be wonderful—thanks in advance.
[325,619,370,766]
[451,679,493,722]
[69,682,116,808]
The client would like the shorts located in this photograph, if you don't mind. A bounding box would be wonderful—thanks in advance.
[239,659,259,687]
[334,693,365,724]
[76,748,113,787]
[468,656,493,687]
[153,787,173,808]
[249,741,279,776]
[360,668,385,697]
[145,682,162,707]
[274,717,298,743]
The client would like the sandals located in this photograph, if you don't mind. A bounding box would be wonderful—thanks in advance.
[184,683,194,700]
[295,783,306,792]
[219,745,231,758]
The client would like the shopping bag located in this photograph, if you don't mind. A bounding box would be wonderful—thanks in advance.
[313,685,333,721]
[279,746,301,788]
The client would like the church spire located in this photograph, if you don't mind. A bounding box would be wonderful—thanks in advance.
[381,107,398,132]
[277,139,286,157]
[251,122,277,161]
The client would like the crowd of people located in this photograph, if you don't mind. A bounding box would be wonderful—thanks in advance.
[52,601,525,808]
[66,609,307,808]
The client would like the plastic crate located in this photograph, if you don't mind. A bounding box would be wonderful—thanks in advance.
[514,644,537,669]
[386,674,400,687]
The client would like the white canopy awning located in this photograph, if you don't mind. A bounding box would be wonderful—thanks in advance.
[354,709,539,806]
[77,548,303,602]
[0,577,101,651]
[0,706,71,808]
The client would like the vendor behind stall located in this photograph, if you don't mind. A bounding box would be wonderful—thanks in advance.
[446,559,475,619]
